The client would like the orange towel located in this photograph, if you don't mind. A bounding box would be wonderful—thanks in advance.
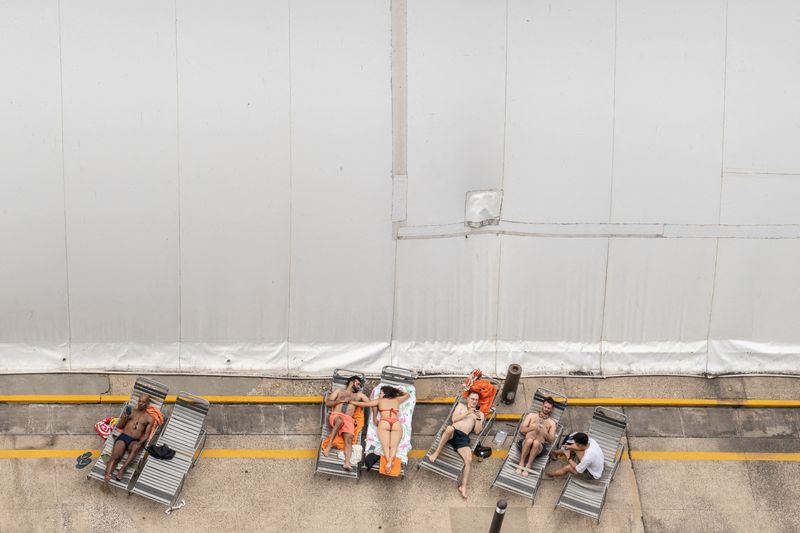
[379,456,401,477]
[462,379,497,416]
[321,406,364,451]
[145,406,164,441]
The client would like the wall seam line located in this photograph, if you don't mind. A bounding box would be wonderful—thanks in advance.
[57,0,72,370]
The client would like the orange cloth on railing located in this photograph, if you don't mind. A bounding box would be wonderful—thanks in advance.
[321,406,364,450]
[145,406,164,441]
[462,379,497,416]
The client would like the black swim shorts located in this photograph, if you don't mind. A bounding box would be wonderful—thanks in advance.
[448,429,471,451]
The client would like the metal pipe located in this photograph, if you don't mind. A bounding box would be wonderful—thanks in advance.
[488,499,507,533]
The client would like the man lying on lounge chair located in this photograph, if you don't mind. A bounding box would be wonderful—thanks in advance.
[322,376,369,471]
[104,393,153,482]
[427,391,484,499]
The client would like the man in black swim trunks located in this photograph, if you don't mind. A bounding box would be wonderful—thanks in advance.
[426,391,484,499]
[515,396,556,476]
[104,393,153,482]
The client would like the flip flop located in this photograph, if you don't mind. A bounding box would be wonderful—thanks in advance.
[75,451,93,469]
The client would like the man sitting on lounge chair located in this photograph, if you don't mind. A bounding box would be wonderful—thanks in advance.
[104,393,153,482]
[322,375,369,471]
[427,391,484,499]
[546,431,604,481]
[515,396,556,476]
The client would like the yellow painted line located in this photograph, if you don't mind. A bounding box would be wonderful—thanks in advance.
[3,395,800,408]
[568,398,800,408]
[4,448,800,462]
[0,395,102,404]
[423,397,457,404]
[0,449,99,459]
[629,451,800,462]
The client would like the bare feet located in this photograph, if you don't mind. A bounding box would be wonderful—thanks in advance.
[428,452,439,463]
[515,466,523,475]
[342,463,352,471]
[321,446,331,457]
[103,471,112,483]
[522,468,529,477]
[458,485,468,499]
[115,470,124,481]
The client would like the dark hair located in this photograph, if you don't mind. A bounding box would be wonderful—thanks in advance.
[346,375,362,387]
[573,432,589,446]
[381,386,402,398]
[543,396,555,407]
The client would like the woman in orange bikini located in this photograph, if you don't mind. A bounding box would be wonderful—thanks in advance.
[354,385,410,473]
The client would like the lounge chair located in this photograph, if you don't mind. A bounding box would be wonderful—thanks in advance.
[87,377,169,490]
[491,388,568,503]
[418,375,501,482]
[363,365,417,478]
[554,406,628,523]
[129,392,210,513]
[314,369,366,480]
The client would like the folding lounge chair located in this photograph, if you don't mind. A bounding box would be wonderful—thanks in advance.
[363,365,417,478]
[491,388,568,503]
[314,369,366,480]
[87,377,169,490]
[130,392,210,513]
[419,375,501,482]
[555,406,628,523]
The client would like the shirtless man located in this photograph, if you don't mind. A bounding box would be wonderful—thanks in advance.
[427,391,484,499]
[321,375,369,471]
[515,396,556,476]
[104,393,153,482]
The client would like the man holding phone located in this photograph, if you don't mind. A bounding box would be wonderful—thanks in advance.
[426,391,484,499]
[103,393,153,482]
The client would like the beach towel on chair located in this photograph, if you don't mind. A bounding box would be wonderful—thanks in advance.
[321,406,365,451]
[364,383,416,464]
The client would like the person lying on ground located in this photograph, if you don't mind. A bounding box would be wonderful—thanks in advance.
[545,431,604,481]
[322,375,369,471]
[352,385,410,474]
[104,393,153,482]
[515,396,556,477]
[426,391,484,499]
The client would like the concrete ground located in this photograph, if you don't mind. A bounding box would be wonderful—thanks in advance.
[1,374,799,533]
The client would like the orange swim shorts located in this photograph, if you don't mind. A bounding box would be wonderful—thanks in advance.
[329,412,356,436]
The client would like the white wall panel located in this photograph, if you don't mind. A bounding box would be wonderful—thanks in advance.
[611,0,726,224]
[60,1,180,369]
[393,236,499,373]
[287,0,393,374]
[503,0,615,223]
[406,0,506,225]
[0,0,68,370]
[602,238,716,372]
[720,175,800,224]
[709,239,800,373]
[497,236,607,373]
[710,240,800,343]
[724,0,800,173]
[176,0,290,370]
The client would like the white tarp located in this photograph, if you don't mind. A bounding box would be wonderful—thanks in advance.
[1,0,799,376]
